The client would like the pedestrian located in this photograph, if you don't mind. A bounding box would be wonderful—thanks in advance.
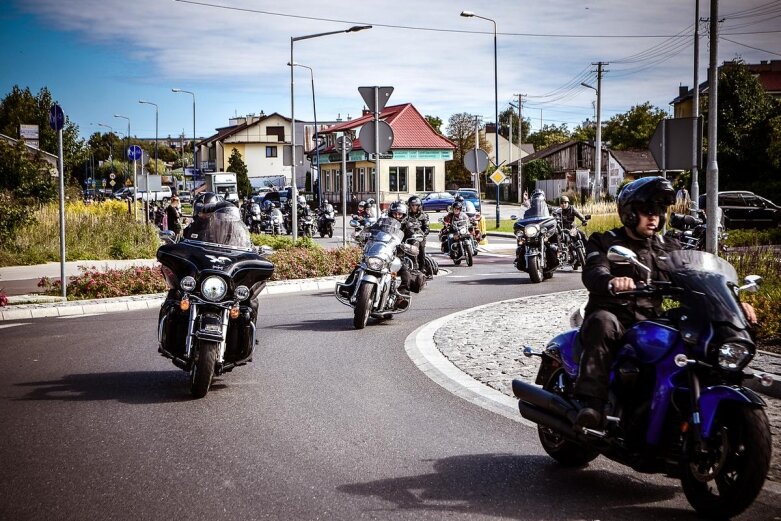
[166,195,182,239]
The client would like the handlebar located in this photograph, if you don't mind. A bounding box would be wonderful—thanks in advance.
[608,280,676,296]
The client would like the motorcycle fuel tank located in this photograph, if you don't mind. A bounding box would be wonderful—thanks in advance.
[621,321,680,364]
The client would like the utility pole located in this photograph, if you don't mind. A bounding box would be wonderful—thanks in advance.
[515,94,525,203]
[594,61,607,202]
[705,0,720,253]
[691,0,702,210]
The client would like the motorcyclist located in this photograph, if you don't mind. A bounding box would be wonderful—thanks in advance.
[573,176,757,429]
[366,198,378,219]
[403,196,430,274]
[556,195,588,268]
[440,201,469,253]
[454,194,481,242]
[388,201,424,297]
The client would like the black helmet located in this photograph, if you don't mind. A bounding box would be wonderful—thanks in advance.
[532,189,545,200]
[389,200,408,221]
[193,191,219,218]
[452,201,463,211]
[407,195,421,206]
[617,176,675,229]
[454,195,465,203]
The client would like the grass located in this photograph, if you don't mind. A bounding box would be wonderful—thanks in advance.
[0,201,160,266]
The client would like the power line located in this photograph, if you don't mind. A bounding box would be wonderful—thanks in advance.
[174,0,781,38]
[721,36,781,57]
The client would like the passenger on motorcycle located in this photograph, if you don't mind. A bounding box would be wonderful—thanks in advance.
[403,196,430,274]
[356,200,367,218]
[440,201,470,253]
[365,198,378,219]
[388,201,425,296]
[573,176,757,429]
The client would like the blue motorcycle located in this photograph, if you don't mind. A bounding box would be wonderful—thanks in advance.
[512,246,772,519]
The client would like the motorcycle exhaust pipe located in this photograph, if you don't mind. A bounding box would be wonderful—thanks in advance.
[512,379,577,423]
[518,402,581,443]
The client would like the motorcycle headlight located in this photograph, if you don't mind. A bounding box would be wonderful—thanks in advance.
[365,256,384,270]
[717,342,752,370]
[234,285,250,301]
[180,276,196,292]
[524,224,539,238]
[201,276,228,301]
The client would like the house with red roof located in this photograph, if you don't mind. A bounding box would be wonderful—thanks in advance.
[314,103,456,208]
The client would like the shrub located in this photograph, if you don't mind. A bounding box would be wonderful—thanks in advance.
[268,245,361,280]
[251,234,318,251]
[38,265,167,300]
[724,227,781,248]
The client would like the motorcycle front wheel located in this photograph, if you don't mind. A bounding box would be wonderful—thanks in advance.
[328,225,333,239]
[529,256,543,283]
[466,243,473,266]
[353,283,374,330]
[190,340,218,398]
[681,405,771,519]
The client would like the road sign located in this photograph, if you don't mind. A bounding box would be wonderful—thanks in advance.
[283,144,304,166]
[109,173,116,180]
[335,136,353,154]
[109,180,116,187]
[358,86,394,113]
[48,104,65,131]
[489,171,507,185]
[127,145,142,161]
[359,120,394,155]
[649,117,702,170]
[464,149,490,173]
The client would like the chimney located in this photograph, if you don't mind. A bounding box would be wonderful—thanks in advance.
[679,85,689,98]
[336,113,342,122]
[347,114,352,121]
[362,107,371,116]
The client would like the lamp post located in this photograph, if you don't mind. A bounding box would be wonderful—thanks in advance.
[97,123,114,162]
[289,62,320,206]
[172,88,196,189]
[461,10,500,227]
[139,100,158,224]
[289,25,371,241]
[581,79,603,201]
[114,114,134,219]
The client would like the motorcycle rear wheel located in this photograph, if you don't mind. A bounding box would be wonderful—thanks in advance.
[353,283,374,330]
[681,406,771,519]
[538,369,598,467]
[190,340,218,398]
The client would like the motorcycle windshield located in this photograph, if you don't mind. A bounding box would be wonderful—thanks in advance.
[183,203,253,250]
[664,250,747,329]
[525,199,550,219]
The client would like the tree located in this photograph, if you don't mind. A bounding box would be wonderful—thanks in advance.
[523,159,553,187]
[526,123,570,152]
[602,102,666,150]
[0,86,86,176]
[445,113,492,187]
[0,138,56,201]
[227,148,251,199]
[498,106,531,145]
[425,115,443,134]
[571,120,597,142]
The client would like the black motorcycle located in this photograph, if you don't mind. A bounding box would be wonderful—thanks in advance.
[664,210,728,251]
[317,203,336,238]
[553,210,590,270]
[157,202,274,398]
[512,201,559,282]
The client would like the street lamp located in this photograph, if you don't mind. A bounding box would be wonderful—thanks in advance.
[289,62,320,207]
[581,80,602,201]
[461,10,500,228]
[97,123,114,162]
[172,88,196,189]
[114,114,136,219]
[139,100,159,224]
[290,25,371,241]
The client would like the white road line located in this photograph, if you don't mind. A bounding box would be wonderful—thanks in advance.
[58,313,107,319]
[0,323,30,329]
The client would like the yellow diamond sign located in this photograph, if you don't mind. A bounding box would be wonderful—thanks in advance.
[489,171,506,185]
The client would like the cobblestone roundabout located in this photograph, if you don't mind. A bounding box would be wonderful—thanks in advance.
[434,290,781,483]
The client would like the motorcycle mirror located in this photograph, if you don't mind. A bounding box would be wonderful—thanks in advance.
[738,274,762,293]
[584,214,592,219]
[350,219,360,227]
[510,214,517,220]
[607,245,636,263]
[258,245,274,256]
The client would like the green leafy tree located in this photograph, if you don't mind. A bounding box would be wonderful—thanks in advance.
[602,102,666,150]
[526,123,570,152]
[425,115,443,134]
[523,158,553,187]
[445,113,492,187]
[571,120,597,142]
[498,106,531,145]
[0,85,86,176]
[0,138,56,201]
[227,148,251,198]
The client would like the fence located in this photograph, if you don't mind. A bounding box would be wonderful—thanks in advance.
[534,179,567,199]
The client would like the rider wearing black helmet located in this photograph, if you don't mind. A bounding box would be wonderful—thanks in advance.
[440,201,469,253]
[573,177,757,429]
[403,196,430,275]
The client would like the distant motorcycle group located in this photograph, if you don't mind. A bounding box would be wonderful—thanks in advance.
[240,195,333,238]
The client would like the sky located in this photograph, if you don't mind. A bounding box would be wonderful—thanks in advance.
[1,0,780,145]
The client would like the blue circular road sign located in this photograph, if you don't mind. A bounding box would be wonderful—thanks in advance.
[127,145,142,161]
[48,104,65,131]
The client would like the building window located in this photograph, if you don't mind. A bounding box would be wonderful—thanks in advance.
[389,166,408,192]
[416,166,434,192]
[369,168,376,193]
[325,170,331,192]
[266,146,277,158]
[267,126,285,141]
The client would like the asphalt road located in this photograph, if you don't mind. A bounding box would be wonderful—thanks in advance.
[1,244,779,520]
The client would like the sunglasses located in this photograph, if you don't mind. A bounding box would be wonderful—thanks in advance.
[636,204,665,217]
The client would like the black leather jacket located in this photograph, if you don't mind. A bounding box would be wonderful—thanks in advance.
[582,227,681,321]
[559,205,586,229]
[403,211,430,238]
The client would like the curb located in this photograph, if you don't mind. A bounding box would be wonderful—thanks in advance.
[0,275,347,322]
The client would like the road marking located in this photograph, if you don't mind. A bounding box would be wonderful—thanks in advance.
[0,322,30,329]
[58,313,107,319]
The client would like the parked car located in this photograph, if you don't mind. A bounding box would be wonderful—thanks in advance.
[455,188,481,212]
[113,187,135,200]
[177,190,192,204]
[140,185,173,203]
[421,191,455,212]
[698,191,780,229]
